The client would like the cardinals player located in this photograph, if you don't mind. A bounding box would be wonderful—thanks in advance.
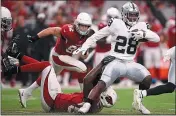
[94,7,121,67]
[74,2,160,114]
[6,12,94,108]
[5,49,117,113]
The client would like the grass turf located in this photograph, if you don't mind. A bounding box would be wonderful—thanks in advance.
[1,88,175,115]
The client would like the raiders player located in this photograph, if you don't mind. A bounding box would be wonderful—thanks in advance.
[73,2,160,114]
[133,46,175,113]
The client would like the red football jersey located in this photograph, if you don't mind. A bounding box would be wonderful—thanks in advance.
[54,24,93,56]
[54,92,83,112]
[167,25,176,48]
[53,92,103,113]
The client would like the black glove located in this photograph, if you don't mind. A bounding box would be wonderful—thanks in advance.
[4,65,20,76]
[6,38,23,60]
[27,35,40,43]
[2,53,20,76]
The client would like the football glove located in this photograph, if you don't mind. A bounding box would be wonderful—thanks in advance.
[163,50,171,62]
[73,47,88,56]
[6,38,23,60]
[27,35,40,43]
[130,30,146,41]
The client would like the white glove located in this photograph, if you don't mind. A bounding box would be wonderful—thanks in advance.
[72,47,88,55]
[131,30,146,41]
[163,50,171,62]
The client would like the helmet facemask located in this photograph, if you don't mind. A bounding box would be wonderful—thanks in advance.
[74,21,91,36]
[125,11,139,26]
[121,2,140,27]
[1,17,12,32]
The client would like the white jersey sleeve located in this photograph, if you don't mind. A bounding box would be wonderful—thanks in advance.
[134,22,160,42]
[81,26,111,50]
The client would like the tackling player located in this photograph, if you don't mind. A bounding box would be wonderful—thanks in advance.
[5,45,117,113]
[5,12,94,108]
[133,46,175,113]
[73,2,160,114]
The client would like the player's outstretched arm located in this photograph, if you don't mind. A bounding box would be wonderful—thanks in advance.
[37,27,61,38]
[83,62,103,98]
[28,27,61,43]
[81,26,111,52]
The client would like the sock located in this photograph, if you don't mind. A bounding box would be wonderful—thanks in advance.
[20,61,50,72]
[21,55,39,64]
[79,83,83,91]
[25,81,39,94]
[146,83,175,96]
[84,98,93,105]
[36,76,41,86]
[141,90,147,97]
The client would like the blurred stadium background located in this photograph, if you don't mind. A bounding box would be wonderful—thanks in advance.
[1,0,175,115]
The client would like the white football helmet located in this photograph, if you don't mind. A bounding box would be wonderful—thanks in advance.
[121,2,140,26]
[74,12,92,36]
[100,86,117,108]
[107,7,121,19]
[1,6,12,32]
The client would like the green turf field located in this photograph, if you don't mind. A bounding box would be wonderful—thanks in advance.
[1,88,175,115]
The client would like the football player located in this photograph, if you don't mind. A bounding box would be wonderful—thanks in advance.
[133,46,175,113]
[73,2,160,114]
[5,12,94,108]
[27,12,94,89]
[5,49,117,113]
[1,6,19,86]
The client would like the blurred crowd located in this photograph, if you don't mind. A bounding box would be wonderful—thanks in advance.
[1,0,175,88]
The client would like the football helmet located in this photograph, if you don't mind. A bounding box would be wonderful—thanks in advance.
[100,86,117,108]
[121,2,140,26]
[1,6,12,32]
[74,12,92,36]
[107,7,121,19]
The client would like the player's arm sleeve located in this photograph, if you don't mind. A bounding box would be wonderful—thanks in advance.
[37,27,61,38]
[144,29,160,42]
[81,26,111,50]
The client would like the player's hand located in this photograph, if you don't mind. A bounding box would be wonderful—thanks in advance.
[73,47,88,56]
[130,30,146,41]
[163,50,171,62]
[27,35,39,43]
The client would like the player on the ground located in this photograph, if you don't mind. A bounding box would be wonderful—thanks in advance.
[6,12,94,107]
[133,46,175,113]
[73,2,160,114]
[5,47,117,113]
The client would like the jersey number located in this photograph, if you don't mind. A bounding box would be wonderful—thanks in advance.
[66,45,77,53]
[115,36,138,54]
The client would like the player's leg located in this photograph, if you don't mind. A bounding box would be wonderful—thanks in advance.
[140,57,175,97]
[40,65,62,112]
[18,61,51,108]
[83,55,116,100]
[51,53,87,90]
[79,59,125,114]
[127,62,151,114]
[51,54,87,73]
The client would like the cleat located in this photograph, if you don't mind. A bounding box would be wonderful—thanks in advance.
[18,89,31,108]
[133,89,150,114]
